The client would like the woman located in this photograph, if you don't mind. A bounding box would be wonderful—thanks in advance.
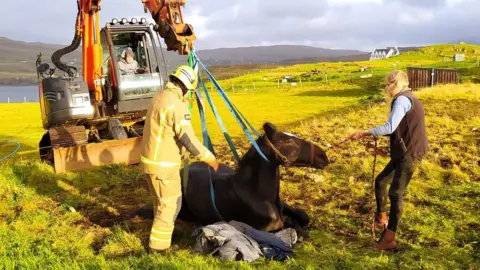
[350,70,428,250]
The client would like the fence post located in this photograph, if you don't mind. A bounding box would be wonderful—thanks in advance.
[253,81,256,91]
[430,68,435,87]
[8,97,10,103]
[300,77,303,87]
[277,79,280,88]
[24,97,26,103]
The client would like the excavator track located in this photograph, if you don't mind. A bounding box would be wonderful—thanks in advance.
[49,126,88,148]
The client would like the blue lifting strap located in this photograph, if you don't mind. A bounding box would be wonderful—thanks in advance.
[198,76,241,162]
[192,51,270,162]
[191,52,224,221]
[195,86,215,154]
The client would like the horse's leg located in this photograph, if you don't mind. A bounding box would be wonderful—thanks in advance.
[282,201,310,227]
[281,201,310,240]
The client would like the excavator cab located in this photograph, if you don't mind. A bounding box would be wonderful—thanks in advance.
[100,18,168,116]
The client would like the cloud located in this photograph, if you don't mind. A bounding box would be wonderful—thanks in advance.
[398,11,435,25]
[1,0,479,51]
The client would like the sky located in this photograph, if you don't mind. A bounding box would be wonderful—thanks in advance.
[0,0,478,51]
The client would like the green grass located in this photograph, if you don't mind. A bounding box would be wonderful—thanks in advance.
[1,44,479,269]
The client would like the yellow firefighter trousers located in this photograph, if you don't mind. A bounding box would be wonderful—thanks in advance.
[145,168,182,251]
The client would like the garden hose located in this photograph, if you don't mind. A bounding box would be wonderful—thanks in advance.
[0,139,21,162]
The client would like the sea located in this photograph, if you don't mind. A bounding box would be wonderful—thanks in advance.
[0,85,39,103]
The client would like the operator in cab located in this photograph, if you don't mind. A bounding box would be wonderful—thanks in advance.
[118,47,148,75]
[141,65,220,253]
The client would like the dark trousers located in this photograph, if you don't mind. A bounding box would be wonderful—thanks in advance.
[375,157,417,232]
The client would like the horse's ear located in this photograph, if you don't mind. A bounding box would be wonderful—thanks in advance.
[263,122,277,139]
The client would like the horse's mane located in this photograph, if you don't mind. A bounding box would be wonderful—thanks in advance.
[237,136,267,169]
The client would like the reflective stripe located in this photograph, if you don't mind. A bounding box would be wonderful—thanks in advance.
[150,236,171,242]
[153,124,164,160]
[141,156,180,167]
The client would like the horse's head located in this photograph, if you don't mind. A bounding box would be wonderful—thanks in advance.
[262,122,329,169]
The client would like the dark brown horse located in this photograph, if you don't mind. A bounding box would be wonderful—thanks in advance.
[176,122,329,232]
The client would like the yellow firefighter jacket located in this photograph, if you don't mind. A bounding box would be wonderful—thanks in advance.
[140,82,215,174]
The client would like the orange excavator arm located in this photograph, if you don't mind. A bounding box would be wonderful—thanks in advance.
[77,0,195,103]
[78,0,103,102]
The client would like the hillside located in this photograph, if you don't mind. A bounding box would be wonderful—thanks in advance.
[0,82,478,269]
[0,37,366,85]
[210,43,480,93]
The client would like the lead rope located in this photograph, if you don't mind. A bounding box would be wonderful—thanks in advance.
[371,136,378,244]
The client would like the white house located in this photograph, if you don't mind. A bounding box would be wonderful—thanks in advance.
[370,46,401,60]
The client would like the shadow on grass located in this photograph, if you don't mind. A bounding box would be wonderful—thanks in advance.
[9,161,200,254]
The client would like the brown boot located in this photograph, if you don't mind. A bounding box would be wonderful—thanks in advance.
[374,212,388,230]
[375,229,397,251]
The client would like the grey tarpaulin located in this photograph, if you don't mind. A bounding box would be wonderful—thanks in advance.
[229,220,297,261]
[192,220,298,262]
[193,222,263,262]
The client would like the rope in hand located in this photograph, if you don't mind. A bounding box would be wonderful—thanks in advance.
[371,136,378,244]
[323,135,380,244]
[325,138,352,153]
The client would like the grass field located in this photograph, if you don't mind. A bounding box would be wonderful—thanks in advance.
[0,44,479,269]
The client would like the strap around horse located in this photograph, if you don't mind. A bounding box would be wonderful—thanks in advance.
[263,134,290,165]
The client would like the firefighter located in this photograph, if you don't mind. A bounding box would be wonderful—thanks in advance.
[141,64,220,253]
[350,70,428,251]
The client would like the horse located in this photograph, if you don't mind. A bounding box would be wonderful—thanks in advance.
[175,122,329,233]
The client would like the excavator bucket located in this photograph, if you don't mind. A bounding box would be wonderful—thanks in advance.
[52,137,142,174]
[143,0,196,55]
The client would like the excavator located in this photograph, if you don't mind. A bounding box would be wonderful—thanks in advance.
[36,0,196,173]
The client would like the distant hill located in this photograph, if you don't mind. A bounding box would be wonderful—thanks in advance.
[0,37,82,84]
[194,45,367,65]
[0,37,370,84]
[0,37,81,62]
[280,53,372,64]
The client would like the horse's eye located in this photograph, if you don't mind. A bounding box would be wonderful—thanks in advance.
[285,139,295,146]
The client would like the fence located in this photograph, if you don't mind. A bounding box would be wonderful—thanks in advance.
[2,97,38,103]
[407,67,460,90]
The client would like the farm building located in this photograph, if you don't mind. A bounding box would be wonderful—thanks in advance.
[369,46,401,60]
